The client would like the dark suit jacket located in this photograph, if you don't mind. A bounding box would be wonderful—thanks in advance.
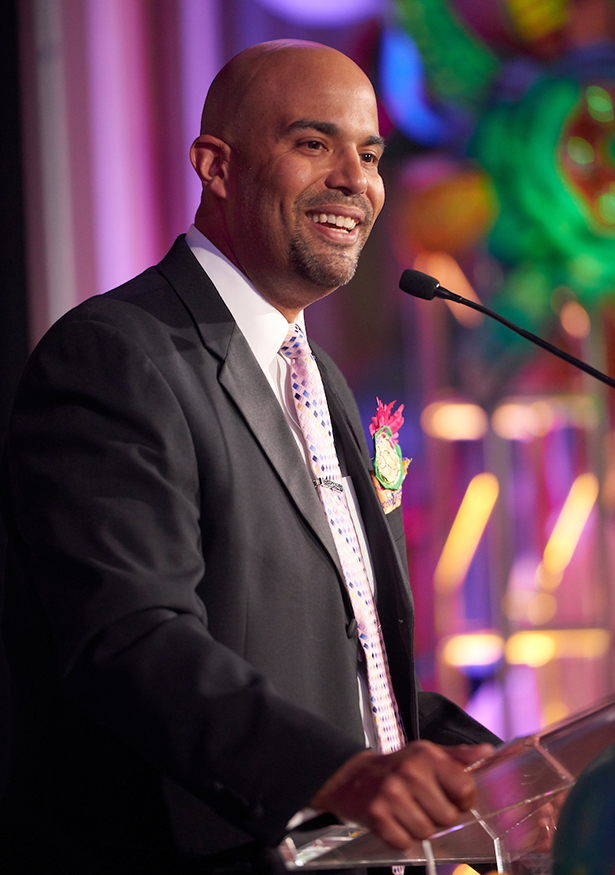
[0,237,498,870]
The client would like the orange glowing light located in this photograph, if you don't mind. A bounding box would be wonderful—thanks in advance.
[434,473,499,592]
[542,473,599,580]
[421,401,488,441]
[413,251,483,327]
[559,300,591,338]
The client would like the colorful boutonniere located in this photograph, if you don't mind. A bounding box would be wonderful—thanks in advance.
[369,398,411,514]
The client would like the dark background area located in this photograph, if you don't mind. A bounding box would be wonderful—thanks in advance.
[1,0,30,796]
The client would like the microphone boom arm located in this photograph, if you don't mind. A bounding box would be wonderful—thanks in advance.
[399,268,615,391]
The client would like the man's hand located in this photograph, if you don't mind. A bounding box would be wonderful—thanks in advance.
[310,741,494,850]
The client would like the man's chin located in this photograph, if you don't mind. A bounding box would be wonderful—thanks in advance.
[290,247,360,290]
[304,266,357,291]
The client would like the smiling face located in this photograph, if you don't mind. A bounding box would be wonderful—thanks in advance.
[192,43,385,319]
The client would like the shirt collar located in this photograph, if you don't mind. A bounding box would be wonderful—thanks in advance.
[185,225,305,372]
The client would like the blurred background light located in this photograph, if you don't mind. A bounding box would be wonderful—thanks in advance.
[598,185,615,223]
[491,395,599,441]
[567,135,595,164]
[506,629,611,666]
[505,590,558,625]
[527,592,558,625]
[379,27,446,146]
[441,633,504,668]
[394,166,497,262]
[586,84,614,122]
[434,473,499,592]
[421,401,489,441]
[255,0,384,26]
[542,472,600,581]
[507,631,556,667]
[505,0,569,42]
[559,299,591,338]
[395,0,498,108]
[491,399,555,441]
[413,251,484,327]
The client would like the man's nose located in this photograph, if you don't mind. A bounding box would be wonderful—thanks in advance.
[325,150,368,195]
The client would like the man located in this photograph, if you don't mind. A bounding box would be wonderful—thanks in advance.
[1,40,498,873]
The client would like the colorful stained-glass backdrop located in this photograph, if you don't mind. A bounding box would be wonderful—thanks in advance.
[378,0,615,738]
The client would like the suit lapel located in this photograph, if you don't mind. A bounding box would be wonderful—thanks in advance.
[218,329,343,578]
[317,352,415,617]
[321,370,409,591]
[156,237,343,580]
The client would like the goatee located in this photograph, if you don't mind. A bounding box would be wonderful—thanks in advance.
[288,233,364,288]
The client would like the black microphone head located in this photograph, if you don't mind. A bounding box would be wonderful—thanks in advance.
[399,268,440,300]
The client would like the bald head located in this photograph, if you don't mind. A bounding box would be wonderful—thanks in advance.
[200,40,375,146]
[191,40,385,320]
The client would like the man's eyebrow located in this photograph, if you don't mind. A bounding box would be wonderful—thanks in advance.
[364,134,386,151]
[287,119,386,150]
[287,119,338,136]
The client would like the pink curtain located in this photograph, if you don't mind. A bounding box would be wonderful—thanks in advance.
[19,0,222,344]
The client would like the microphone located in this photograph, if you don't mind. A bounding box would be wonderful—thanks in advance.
[399,268,615,391]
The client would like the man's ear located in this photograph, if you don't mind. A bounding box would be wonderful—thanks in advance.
[190,135,231,199]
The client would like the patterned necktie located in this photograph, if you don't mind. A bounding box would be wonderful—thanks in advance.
[280,324,405,755]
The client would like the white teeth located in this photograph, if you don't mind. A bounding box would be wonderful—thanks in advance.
[309,212,357,231]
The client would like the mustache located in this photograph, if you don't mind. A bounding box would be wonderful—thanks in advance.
[299,192,374,223]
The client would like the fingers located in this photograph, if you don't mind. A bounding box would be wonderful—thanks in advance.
[310,741,483,850]
[534,800,558,852]
[366,787,436,849]
[393,743,477,817]
[365,748,468,845]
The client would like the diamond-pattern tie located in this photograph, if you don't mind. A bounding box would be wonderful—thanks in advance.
[281,324,405,755]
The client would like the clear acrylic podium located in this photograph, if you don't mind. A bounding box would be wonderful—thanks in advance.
[280,694,615,873]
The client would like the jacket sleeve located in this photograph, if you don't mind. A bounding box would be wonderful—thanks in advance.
[418,692,502,747]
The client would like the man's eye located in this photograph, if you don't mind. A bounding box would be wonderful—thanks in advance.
[361,152,379,165]
[303,140,324,150]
